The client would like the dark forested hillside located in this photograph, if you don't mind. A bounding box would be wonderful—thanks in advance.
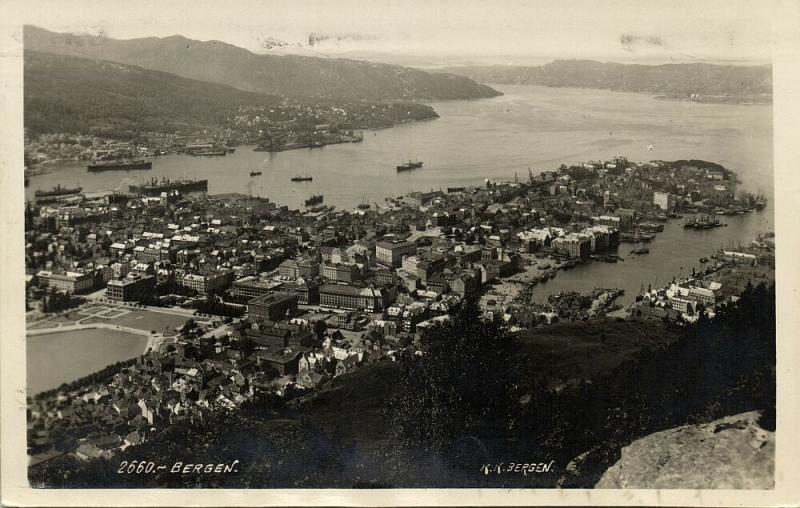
[28,285,775,489]
[443,60,772,99]
[24,25,501,101]
[24,50,279,137]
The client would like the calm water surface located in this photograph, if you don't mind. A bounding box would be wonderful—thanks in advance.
[27,329,147,395]
[27,85,773,210]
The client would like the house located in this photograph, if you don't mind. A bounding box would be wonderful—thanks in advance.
[296,369,330,389]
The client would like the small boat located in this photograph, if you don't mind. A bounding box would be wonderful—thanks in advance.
[631,247,650,255]
[291,175,313,182]
[250,171,262,176]
[305,194,323,206]
[35,184,83,198]
[357,203,370,210]
[699,257,710,263]
[647,143,655,150]
[397,160,423,172]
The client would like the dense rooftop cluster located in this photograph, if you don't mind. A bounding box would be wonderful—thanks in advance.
[25,156,773,465]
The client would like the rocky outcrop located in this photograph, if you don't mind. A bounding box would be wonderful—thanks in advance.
[596,411,774,489]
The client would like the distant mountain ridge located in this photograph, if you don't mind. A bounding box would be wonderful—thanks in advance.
[24,25,501,101]
[24,50,280,137]
[442,59,772,99]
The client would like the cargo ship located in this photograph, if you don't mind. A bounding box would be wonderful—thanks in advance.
[305,194,323,206]
[397,160,423,172]
[128,178,208,197]
[683,216,724,230]
[190,148,226,156]
[291,176,313,182]
[87,158,152,172]
[34,184,83,198]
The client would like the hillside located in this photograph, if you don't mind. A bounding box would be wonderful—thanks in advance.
[24,50,279,137]
[28,284,774,488]
[442,59,772,100]
[24,25,501,101]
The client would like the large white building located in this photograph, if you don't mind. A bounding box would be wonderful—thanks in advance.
[653,191,675,210]
[376,240,417,268]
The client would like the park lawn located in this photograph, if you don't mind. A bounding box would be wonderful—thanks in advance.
[96,309,190,332]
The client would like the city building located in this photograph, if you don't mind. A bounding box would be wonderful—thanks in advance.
[180,272,231,294]
[376,240,417,268]
[653,191,676,210]
[230,277,283,300]
[106,275,157,302]
[551,234,591,259]
[38,271,95,294]
[248,292,299,321]
[321,262,361,283]
[319,284,384,312]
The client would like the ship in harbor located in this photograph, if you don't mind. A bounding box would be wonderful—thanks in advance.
[683,216,725,230]
[190,148,227,156]
[87,156,152,172]
[397,160,423,172]
[184,143,227,156]
[291,176,313,182]
[34,184,83,198]
[305,194,323,206]
[128,178,208,197]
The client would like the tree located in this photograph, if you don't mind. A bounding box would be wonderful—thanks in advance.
[387,296,520,456]
[181,318,196,334]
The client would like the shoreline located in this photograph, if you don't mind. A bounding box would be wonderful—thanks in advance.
[27,322,172,354]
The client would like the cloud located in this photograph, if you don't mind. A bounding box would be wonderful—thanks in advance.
[256,36,293,51]
[620,34,667,52]
[308,32,379,47]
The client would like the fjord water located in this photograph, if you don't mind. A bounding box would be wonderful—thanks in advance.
[27,85,773,209]
[27,84,773,303]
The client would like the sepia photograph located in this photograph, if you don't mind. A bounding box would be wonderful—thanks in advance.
[1,0,798,505]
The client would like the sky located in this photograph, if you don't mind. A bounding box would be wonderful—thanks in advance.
[13,0,790,65]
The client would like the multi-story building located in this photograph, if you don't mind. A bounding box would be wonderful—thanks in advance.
[279,258,320,279]
[180,272,231,294]
[38,271,95,294]
[106,275,157,302]
[374,269,397,286]
[653,191,676,210]
[551,234,591,259]
[230,277,283,300]
[376,240,416,268]
[320,284,383,312]
[111,262,131,279]
[670,296,697,315]
[593,215,622,229]
[248,292,299,321]
[135,246,175,263]
[321,262,361,283]
[687,286,717,307]
[277,280,320,305]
